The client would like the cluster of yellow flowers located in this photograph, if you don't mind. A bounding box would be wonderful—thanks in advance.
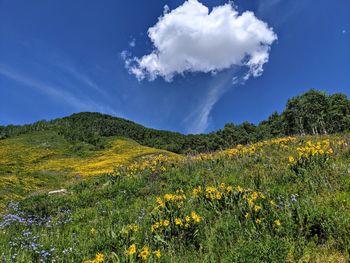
[243,191,265,207]
[107,136,302,181]
[117,181,289,261]
[151,220,169,232]
[193,183,282,229]
[287,138,348,165]
[192,183,241,201]
[188,136,297,162]
[85,136,349,261]
[84,252,105,263]
[226,144,257,158]
[125,244,161,261]
[156,191,186,209]
[113,154,182,177]
[241,190,282,228]
[151,211,202,233]
[150,189,203,247]
[226,136,297,158]
[117,189,201,262]
[297,140,333,157]
[243,191,266,224]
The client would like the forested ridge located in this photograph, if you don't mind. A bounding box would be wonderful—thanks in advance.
[1,89,350,153]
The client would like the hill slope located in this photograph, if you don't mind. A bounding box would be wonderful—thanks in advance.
[1,88,350,261]
[1,89,350,153]
[0,131,174,209]
[1,133,349,262]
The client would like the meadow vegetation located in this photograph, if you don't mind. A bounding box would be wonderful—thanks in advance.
[1,133,350,262]
[1,90,350,262]
[0,131,171,209]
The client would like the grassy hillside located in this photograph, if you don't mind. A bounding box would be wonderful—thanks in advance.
[1,133,350,262]
[2,90,350,154]
[0,131,173,209]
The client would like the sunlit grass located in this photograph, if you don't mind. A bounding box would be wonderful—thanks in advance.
[0,131,173,208]
[0,132,350,262]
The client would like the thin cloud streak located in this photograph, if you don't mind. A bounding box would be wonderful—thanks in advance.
[0,64,117,115]
[185,69,236,134]
[56,63,109,97]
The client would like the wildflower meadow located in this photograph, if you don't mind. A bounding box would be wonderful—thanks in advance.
[1,133,350,262]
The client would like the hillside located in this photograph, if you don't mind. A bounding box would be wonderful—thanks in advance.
[1,0,349,261]
[0,131,173,209]
[1,133,350,262]
[1,89,350,262]
[1,90,350,154]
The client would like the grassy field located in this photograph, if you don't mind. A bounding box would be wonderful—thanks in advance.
[0,131,172,209]
[1,133,350,262]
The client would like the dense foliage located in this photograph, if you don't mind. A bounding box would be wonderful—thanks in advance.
[1,89,350,153]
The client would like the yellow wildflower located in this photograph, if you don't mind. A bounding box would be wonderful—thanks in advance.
[164,194,173,201]
[215,191,222,200]
[274,219,281,227]
[138,246,150,261]
[254,205,262,212]
[175,218,182,226]
[154,249,161,258]
[247,198,254,207]
[162,220,170,227]
[156,197,165,208]
[288,156,295,164]
[255,218,262,224]
[191,211,202,223]
[151,222,160,233]
[192,186,202,197]
[205,187,216,198]
[251,192,258,201]
[95,253,104,263]
[126,244,136,256]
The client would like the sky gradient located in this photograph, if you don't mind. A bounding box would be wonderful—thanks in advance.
[1,0,349,134]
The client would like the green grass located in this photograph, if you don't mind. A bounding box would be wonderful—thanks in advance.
[0,134,350,262]
[0,131,173,209]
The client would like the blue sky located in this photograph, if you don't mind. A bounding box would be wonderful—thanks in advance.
[0,0,349,134]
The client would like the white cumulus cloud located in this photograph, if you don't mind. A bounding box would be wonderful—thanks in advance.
[124,0,277,81]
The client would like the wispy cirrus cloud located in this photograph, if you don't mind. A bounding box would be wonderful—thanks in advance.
[184,68,239,134]
[55,63,108,97]
[0,63,117,115]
